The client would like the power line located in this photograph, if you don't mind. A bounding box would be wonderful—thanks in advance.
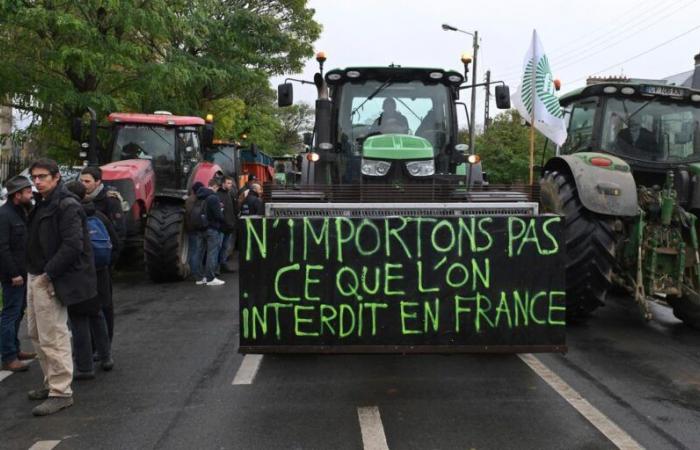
[499,0,694,80]
[551,0,696,71]
[498,1,697,87]
[498,0,680,75]
[569,23,700,84]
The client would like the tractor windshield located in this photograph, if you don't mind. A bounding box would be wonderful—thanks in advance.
[112,125,176,162]
[600,97,700,162]
[337,80,452,153]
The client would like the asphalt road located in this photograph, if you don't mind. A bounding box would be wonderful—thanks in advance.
[1,270,699,450]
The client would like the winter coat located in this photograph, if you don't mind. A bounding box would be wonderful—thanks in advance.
[26,182,97,306]
[218,189,236,233]
[92,186,126,257]
[240,190,265,216]
[0,201,28,282]
[68,201,116,315]
[196,186,225,231]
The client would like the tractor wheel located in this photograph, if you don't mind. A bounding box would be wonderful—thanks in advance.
[667,286,700,329]
[144,203,189,282]
[540,170,618,321]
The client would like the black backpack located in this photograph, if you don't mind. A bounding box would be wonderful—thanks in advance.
[188,198,209,231]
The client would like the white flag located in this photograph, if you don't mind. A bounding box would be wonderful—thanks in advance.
[512,30,568,146]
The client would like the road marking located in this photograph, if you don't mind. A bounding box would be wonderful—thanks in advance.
[232,354,263,385]
[519,354,643,450]
[28,440,61,450]
[357,406,390,450]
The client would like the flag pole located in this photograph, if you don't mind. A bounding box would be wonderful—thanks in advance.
[528,31,537,186]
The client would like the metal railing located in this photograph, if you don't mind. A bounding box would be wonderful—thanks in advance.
[0,155,30,184]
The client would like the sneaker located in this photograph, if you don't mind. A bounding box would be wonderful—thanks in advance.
[32,397,73,416]
[206,278,225,286]
[101,357,114,372]
[27,388,50,401]
[73,370,95,380]
[1,359,29,372]
[195,278,207,285]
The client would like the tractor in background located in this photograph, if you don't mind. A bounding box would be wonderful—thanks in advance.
[541,79,700,327]
[72,110,223,281]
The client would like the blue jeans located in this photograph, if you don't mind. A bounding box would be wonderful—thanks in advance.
[205,229,223,281]
[1,282,26,363]
[219,233,232,266]
[188,231,206,280]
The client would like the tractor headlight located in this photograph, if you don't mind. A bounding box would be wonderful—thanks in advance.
[361,159,392,176]
[405,159,435,176]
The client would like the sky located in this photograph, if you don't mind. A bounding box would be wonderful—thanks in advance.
[271,0,700,128]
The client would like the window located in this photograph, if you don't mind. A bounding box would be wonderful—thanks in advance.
[561,99,596,154]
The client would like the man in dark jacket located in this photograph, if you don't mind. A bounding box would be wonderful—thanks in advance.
[0,175,36,372]
[80,167,126,256]
[201,178,226,286]
[240,183,265,216]
[217,176,237,272]
[80,166,123,342]
[185,181,207,285]
[25,158,97,417]
[65,181,114,379]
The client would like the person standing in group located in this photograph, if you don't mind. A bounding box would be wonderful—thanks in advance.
[65,181,115,380]
[240,183,265,216]
[25,159,97,416]
[185,181,207,285]
[79,166,124,342]
[0,176,36,373]
[217,176,237,273]
[202,178,226,286]
[79,167,125,257]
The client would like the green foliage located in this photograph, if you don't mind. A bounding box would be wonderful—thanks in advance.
[473,110,552,184]
[0,0,321,160]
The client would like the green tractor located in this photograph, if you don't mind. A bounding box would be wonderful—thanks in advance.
[235,57,572,354]
[541,80,700,327]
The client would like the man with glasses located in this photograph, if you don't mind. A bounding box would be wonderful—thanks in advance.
[25,159,97,416]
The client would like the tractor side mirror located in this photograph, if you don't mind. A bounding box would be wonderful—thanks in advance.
[71,118,83,142]
[278,83,294,107]
[202,124,214,149]
[495,85,511,109]
[302,132,313,147]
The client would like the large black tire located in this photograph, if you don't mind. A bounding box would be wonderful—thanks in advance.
[540,170,618,321]
[667,286,700,329]
[144,203,189,282]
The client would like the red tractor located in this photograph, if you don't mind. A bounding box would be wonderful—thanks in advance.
[72,109,223,281]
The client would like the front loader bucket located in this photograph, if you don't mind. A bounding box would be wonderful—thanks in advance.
[238,209,566,354]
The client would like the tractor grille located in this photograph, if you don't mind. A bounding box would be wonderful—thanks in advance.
[266,202,539,218]
[264,183,540,204]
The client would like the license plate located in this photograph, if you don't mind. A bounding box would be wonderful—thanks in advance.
[640,85,685,97]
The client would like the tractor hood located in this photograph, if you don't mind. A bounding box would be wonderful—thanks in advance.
[101,159,153,183]
[362,134,434,160]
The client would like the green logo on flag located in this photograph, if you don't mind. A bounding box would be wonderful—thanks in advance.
[520,55,563,119]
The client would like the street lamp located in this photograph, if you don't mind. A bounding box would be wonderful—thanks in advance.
[442,23,478,156]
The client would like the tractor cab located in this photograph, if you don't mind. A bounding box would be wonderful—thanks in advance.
[559,83,700,178]
[107,113,210,193]
[328,67,464,184]
[279,66,479,186]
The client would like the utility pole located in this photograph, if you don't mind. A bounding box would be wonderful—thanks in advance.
[469,31,478,154]
[442,24,479,154]
[484,70,491,131]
